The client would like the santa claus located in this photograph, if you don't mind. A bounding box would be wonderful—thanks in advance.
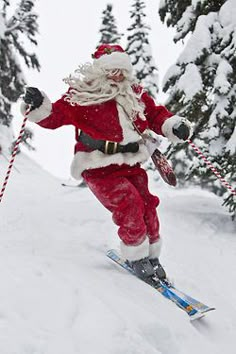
[21,44,191,281]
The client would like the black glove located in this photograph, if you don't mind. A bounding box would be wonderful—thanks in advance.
[173,122,190,140]
[23,87,44,110]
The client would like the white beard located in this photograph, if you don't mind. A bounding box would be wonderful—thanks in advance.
[63,63,146,121]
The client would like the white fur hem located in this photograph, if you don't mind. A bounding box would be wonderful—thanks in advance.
[20,91,52,123]
[149,238,162,259]
[94,52,133,73]
[70,143,150,179]
[161,115,191,143]
[120,237,149,262]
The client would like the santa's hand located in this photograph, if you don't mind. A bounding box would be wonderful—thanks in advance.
[22,87,44,110]
[172,121,190,140]
[161,116,192,143]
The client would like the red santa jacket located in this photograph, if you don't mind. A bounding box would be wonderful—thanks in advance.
[23,87,177,179]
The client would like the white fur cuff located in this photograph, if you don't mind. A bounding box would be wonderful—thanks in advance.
[120,237,149,262]
[20,91,52,123]
[149,238,162,259]
[161,115,192,143]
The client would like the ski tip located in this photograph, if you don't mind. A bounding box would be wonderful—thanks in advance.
[190,307,215,321]
[190,312,205,321]
[106,249,115,256]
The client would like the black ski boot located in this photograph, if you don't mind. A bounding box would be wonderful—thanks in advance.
[129,257,155,280]
[149,258,166,280]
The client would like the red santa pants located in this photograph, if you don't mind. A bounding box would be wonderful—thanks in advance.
[82,164,160,247]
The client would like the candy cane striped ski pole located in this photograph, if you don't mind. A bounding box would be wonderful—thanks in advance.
[0,110,30,203]
[187,139,236,197]
[1,151,20,173]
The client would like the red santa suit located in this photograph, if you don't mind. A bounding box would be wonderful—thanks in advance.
[21,44,186,263]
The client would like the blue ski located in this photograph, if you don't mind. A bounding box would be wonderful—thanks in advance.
[107,249,215,321]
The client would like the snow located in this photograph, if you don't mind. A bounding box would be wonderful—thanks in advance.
[177,63,203,102]
[174,5,195,41]
[226,125,236,154]
[191,0,205,8]
[158,0,166,11]
[219,0,236,58]
[0,153,236,354]
[0,124,14,153]
[162,64,182,89]
[213,60,232,95]
[178,13,215,64]
[0,13,6,38]
[219,0,236,28]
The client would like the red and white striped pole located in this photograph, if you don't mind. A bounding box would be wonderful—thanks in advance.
[187,139,236,197]
[0,110,29,203]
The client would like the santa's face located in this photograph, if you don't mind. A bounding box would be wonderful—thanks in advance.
[106,69,125,82]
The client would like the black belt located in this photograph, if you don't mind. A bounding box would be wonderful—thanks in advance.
[79,131,139,155]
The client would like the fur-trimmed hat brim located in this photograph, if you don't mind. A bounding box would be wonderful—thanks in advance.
[93,51,133,73]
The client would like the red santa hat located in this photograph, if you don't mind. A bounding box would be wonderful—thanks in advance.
[92,44,133,73]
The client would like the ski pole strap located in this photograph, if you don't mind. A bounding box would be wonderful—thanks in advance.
[187,139,236,197]
[0,113,29,203]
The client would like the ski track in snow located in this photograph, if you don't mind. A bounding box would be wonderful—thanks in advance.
[0,154,236,354]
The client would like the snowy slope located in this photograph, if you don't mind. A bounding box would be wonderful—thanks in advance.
[0,153,236,354]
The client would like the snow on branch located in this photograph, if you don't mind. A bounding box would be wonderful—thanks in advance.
[4,0,38,44]
[213,60,232,96]
[178,63,203,102]
[178,13,216,64]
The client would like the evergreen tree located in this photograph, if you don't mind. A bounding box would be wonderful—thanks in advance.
[159,0,236,219]
[98,3,122,45]
[0,0,39,153]
[126,0,159,98]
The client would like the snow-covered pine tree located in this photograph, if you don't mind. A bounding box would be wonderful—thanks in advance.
[126,0,159,98]
[98,3,123,45]
[0,0,39,154]
[159,0,236,219]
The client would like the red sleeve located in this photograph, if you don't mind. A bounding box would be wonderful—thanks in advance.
[141,91,173,136]
[37,94,76,130]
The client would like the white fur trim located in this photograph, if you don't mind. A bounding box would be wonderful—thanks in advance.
[161,115,192,143]
[20,91,52,123]
[120,237,149,262]
[116,93,146,121]
[116,101,141,144]
[71,143,150,179]
[94,52,133,73]
[149,238,162,259]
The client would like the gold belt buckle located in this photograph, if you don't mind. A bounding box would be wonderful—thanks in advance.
[105,141,118,154]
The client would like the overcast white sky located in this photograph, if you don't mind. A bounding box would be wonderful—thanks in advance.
[14,0,183,180]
